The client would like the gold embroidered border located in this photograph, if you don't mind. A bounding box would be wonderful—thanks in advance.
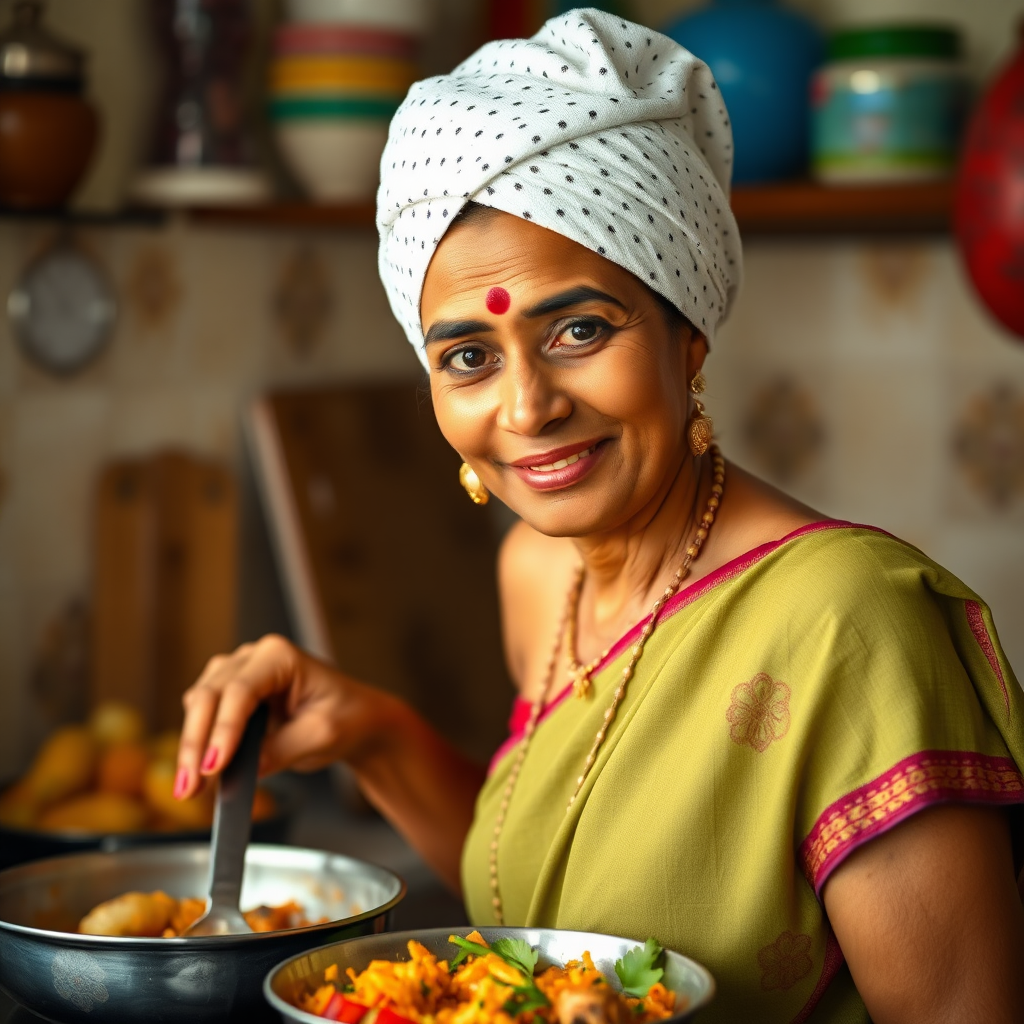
[800,751,1023,893]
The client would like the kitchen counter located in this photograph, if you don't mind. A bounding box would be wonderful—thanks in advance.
[0,769,468,1023]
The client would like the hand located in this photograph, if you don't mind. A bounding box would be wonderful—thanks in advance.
[174,634,388,801]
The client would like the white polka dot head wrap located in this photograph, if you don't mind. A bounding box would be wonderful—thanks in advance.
[376,7,743,367]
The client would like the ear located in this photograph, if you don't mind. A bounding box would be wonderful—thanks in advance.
[683,329,709,383]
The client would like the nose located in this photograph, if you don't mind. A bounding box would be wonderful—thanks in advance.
[496,356,572,436]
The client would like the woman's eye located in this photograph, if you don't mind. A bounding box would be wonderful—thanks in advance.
[448,347,489,371]
[570,322,598,342]
[558,319,606,346]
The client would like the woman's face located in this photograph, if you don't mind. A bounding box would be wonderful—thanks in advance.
[421,210,706,538]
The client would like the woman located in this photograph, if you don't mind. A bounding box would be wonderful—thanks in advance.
[175,11,1024,1022]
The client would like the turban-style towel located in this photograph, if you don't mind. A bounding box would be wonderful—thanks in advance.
[376,8,743,367]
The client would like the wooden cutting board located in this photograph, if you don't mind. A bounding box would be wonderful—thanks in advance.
[246,383,513,763]
[91,452,238,732]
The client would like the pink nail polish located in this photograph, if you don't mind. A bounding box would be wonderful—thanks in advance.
[173,767,189,800]
[201,747,218,772]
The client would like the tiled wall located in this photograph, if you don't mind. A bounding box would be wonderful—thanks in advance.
[1,223,1021,776]
[708,238,1024,674]
[0,221,421,775]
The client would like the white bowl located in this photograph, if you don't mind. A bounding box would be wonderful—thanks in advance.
[131,166,272,207]
[274,120,389,202]
[284,0,434,36]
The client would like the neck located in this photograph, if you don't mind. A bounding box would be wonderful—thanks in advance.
[572,448,706,640]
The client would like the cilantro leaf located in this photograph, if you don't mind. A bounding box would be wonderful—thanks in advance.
[448,935,495,969]
[614,938,664,998]
[502,986,550,1016]
[449,933,550,1015]
[491,938,540,979]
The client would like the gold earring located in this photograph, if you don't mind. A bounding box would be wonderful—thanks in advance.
[459,462,490,505]
[688,373,713,456]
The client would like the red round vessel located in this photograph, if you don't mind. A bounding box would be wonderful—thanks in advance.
[954,23,1024,340]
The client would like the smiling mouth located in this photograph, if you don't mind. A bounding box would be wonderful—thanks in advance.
[527,444,598,473]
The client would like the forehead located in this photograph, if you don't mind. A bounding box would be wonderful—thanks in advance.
[420,210,639,319]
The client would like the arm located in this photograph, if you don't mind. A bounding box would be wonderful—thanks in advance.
[174,634,484,893]
[823,803,1024,1024]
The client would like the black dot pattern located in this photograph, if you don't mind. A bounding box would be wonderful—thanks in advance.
[377,8,743,366]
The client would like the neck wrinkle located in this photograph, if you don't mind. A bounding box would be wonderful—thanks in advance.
[573,449,705,640]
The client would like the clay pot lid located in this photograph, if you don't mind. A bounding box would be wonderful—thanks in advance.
[0,0,85,87]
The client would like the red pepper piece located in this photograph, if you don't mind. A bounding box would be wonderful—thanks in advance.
[375,1006,417,1024]
[323,994,370,1023]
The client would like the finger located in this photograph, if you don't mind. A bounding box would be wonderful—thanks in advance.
[201,636,299,777]
[176,683,223,800]
[175,645,256,799]
[259,708,338,777]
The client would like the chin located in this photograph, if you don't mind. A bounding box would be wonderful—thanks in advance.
[502,487,631,539]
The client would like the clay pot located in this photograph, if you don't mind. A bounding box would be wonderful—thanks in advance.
[0,91,97,208]
[954,22,1024,339]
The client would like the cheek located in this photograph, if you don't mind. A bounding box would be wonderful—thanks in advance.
[581,345,688,443]
[429,379,491,460]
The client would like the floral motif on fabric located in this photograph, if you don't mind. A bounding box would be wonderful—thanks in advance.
[801,750,1024,895]
[726,673,791,753]
[757,931,813,991]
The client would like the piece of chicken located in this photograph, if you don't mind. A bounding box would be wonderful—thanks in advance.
[78,891,177,937]
[554,986,629,1024]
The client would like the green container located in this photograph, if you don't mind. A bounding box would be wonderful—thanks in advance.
[812,24,969,184]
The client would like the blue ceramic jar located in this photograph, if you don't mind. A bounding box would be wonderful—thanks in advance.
[663,0,823,183]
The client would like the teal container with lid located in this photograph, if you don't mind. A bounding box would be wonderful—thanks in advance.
[811,24,970,184]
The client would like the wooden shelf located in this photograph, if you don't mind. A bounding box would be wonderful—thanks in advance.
[12,181,947,235]
[188,200,376,230]
[730,180,953,234]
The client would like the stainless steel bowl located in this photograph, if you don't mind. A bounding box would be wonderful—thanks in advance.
[265,927,715,1023]
[0,843,405,1023]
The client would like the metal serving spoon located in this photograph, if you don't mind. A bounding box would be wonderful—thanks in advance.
[182,702,269,937]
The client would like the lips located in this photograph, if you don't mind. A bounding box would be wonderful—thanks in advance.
[507,438,608,492]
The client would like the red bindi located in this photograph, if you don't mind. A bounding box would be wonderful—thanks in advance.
[485,286,511,315]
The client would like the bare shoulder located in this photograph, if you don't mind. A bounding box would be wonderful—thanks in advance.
[704,461,828,577]
[498,520,579,696]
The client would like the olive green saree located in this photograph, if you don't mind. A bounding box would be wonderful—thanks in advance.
[462,523,1024,1023]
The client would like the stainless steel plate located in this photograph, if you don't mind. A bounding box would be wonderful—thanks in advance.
[0,843,405,1023]
[265,927,715,1023]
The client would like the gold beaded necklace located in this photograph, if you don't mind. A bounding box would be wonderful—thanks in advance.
[488,445,726,924]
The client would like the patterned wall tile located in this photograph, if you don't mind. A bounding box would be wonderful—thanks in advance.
[742,375,826,484]
[715,241,844,359]
[181,228,275,385]
[710,358,834,512]
[952,381,1024,512]
[832,241,947,361]
[123,239,182,334]
[274,245,335,358]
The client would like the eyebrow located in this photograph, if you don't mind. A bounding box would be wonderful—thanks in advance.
[424,286,626,347]
[522,286,627,318]
[424,318,493,346]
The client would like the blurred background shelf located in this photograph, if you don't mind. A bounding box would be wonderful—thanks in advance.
[730,180,954,234]
[185,180,954,234]
[0,182,954,235]
[189,200,377,230]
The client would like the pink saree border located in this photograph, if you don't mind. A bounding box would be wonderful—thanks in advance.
[791,929,844,1024]
[800,749,1024,897]
[488,520,883,775]
[965,599,1010,718]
